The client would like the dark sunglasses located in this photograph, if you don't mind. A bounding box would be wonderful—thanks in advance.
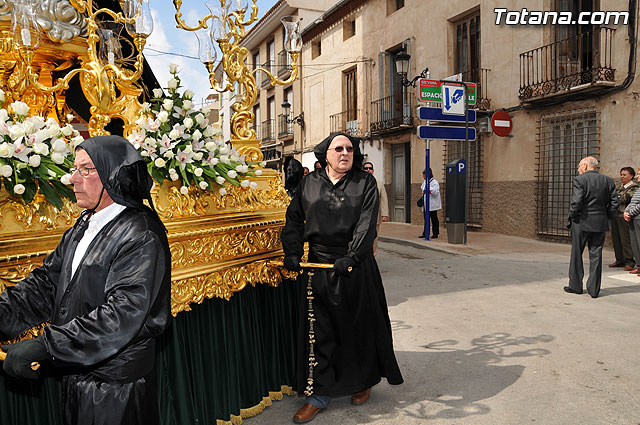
[363,166,373,170]
[328,146,354,153]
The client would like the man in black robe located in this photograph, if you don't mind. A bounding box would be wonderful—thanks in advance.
[0,135,171,425]
[281,132,403,423]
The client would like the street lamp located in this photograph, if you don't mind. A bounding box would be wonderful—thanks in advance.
[281,100,304,128]
[394,49,428,87]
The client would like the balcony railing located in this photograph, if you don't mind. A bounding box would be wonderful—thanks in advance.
[252,122,261,140]
[261,60,275,86]
[277,113,293,138]
[329,109,362,136]
[519,27,615,101]
[261,119,275,143]
[370,89,415,134]
[459,68,491,110]
[277,50,292,77]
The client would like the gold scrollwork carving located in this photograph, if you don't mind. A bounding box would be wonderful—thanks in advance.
[0,192,80,231]
[171,260,290,316]
[170,225,283,269]
[0,262,41,293]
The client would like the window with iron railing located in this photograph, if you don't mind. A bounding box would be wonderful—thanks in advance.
[330,109,362,136]
[519,27,615,100]
[370,89,414,133]
[277,50,292,76]
[261,60,275,86]
[459,68,491,110]
[536,108,599,239]
[277,114,293,137]
[261,119,275,142]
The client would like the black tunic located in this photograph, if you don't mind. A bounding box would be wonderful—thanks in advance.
[281,168,403,397]
[0,208,171,425]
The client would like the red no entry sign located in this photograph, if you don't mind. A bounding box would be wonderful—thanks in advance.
[491,110,512,137]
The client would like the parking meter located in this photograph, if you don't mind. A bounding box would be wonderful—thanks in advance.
[445,159,466,244]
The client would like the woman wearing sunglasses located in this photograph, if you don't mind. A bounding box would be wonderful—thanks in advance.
[281,132,403,423]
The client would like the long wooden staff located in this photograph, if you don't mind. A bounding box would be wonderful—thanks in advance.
[0,348,41,371]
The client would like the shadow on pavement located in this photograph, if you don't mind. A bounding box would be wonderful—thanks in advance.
[599,283,640,297]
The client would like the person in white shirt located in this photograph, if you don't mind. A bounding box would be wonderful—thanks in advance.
[420,168,442,239]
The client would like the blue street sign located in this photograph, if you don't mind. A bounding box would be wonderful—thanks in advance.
[417,125,477,141]
[418,107,476,123]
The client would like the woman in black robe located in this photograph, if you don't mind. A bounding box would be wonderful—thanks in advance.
[281,132,403,423]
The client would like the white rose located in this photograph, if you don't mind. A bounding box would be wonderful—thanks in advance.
[28,154,41,167]
[216,176,225,185]
[230,155,238,162]
[194,152,203,161]
[51,151,65,164]
[154,158,166,167]
[194,167,203,177]
[152,88,163,98]
[220,155,230,164]
[163,99,174,111]
[195,114,205,125]
[180,185,189,195]
[0,164,12,177]
[0,142,13,158]
[192,129,202,142]
[184,89,195,100]
[61,124,74,137]
[235,165,243,172]
[260,161,267,167]
[209,157,219,166]
[168,78,179,90]
[169,169,179,181]
[249,181,258,190]
[142,102,151,112]
[13,184,25,195]
[183,145,193,154]
[241,179,250,188]
[0,109,9,123]
[71,135,84,147]
[255,169,262,176]
[218,145,229,155]
[183,117,194,129]
[227,170,237,179]
[61,174,71,185]
[32,142,48,155]
[169,63,179,73]
[219,188,227,196]
[203,126,214,137]
[140,151,149,157]
[183,100,193,111]
[169,129,180,140]
[51,138,67,152]
[199,181,208,190]
[157,110,169,122]
[10,101,29,116]
[205,141,217,151]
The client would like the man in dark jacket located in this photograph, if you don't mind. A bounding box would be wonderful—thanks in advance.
[0,136,171,425]
[566,156,619,298]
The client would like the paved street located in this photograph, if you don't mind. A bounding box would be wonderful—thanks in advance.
[247,237,640,425]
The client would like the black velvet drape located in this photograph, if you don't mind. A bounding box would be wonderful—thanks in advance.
[0,281,299,424]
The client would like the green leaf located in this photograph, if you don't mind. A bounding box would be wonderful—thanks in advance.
[22,182,37,204]
[38,180,63,209]
[51,180,76,202]
[152,167,166,184]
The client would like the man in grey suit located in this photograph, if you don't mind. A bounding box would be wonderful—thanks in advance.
[566,156,619,298]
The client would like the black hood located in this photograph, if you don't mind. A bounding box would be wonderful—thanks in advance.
[313,132,364,170]
[284,156,304,194]
[76,135,165,231]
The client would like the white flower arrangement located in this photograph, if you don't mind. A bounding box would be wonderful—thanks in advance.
[0,92,82,208]
[128,65,264,194]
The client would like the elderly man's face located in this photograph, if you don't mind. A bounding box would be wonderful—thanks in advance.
[327,135,354,173]
[70,149,112,211]
[577,160,587,175]
[621,170,633,185]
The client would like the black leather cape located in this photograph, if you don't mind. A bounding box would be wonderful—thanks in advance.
[281,133,403,397]
[0,136,171,425]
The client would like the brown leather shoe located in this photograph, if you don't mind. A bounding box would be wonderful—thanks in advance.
[351,388,371,405]
[293,403,323,423]
[609,262,624,267]
[624,265,635,271]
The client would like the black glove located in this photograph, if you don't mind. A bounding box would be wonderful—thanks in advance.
[2,337,49,380]
[333,257,356,277]
[283,255,302,272]
[566,217,572,229]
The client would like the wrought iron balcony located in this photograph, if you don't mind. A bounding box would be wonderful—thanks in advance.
[329,109,362,136]
[261,119,275,143]
[252,121,261,140]
[459,68,491,110]
[261,60,275,87]
[277,50,292,78]
[370,89,415,134]
[277,113,293,138]
[519,27,615,101]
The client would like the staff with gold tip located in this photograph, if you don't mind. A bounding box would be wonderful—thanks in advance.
[280,132,404,424]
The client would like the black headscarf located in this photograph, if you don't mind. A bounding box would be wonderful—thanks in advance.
[76,135,166,232]
[284,156,304,198]
[313,132,365,171]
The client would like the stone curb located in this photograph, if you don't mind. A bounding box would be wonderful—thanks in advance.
[378,236,469,256]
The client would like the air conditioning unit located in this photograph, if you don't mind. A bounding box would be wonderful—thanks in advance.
[477,116,491,134]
